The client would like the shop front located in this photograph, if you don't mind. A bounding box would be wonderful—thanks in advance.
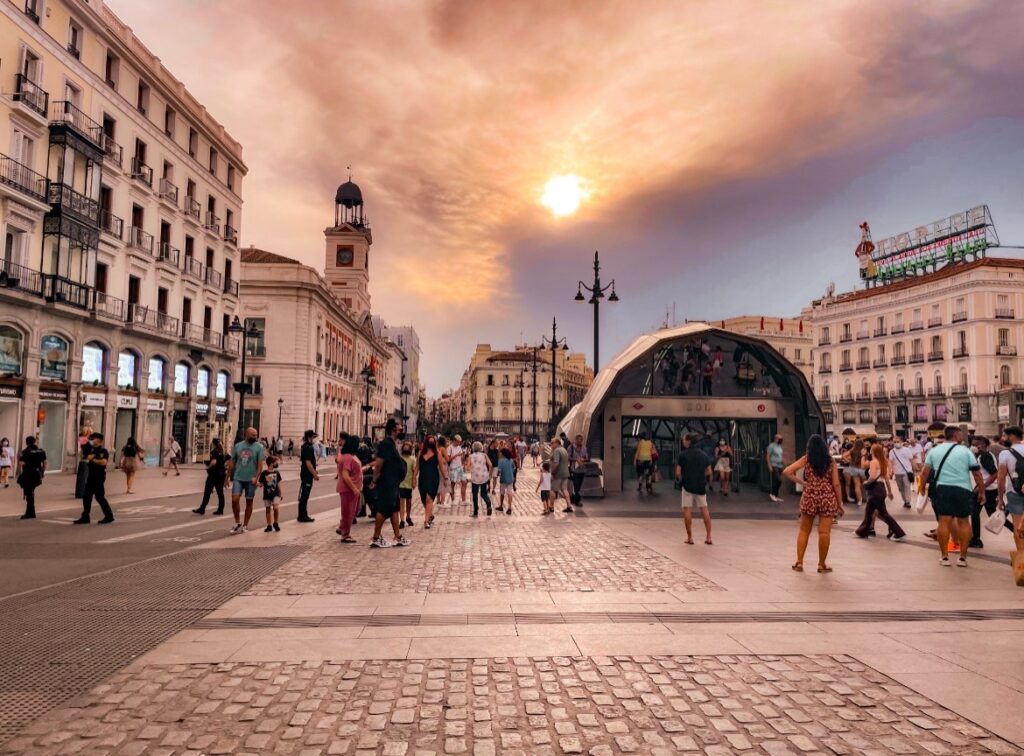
[0,383,23,447]
[194,402,212,463]
[113,393,138,463]
[78,390,106,440]
[143,397,165,466]
[37,386,69,471]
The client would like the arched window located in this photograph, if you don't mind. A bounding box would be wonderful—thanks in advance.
[216,371,229,400]
[196,367,211,397]
[958,370,968,392]
[82,342,107,384]
[117,350,139,389]
[1000,365,1011,387]
[843,380,851,398]
[860,380,869,396]
[148,357,166,393]
[0,326,25,377]
[914,373,924,393]
[39,334,69,381]
[933,371,943,392]
[877,376,886,394]
[896,374,905,393]
[822,383,830,399]
[174,361,191,395]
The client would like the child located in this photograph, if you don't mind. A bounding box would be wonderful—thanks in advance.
[399,442,416,528]
[496,447,516,514]
[258,456,282,532]
[537,461,553,514]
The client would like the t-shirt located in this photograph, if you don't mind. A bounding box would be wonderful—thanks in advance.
[635,439,653,462]
[207,450,226,477]
[678,447,711,495]
[767,442,784,468]
[401,455,416,489]
[335,453,363,495]
[997,443,1024,493]
[888,445,918,476]
[448,444,465,467]
[259,469,282,500]
[568,444,588,471]
[468,452,491,485]
[18,447,46,482]
[0,446,14,466]
[375,437,405,489]
[300,441,317,482]
[498,457,516,484]
[541,471,552,490]
[515,441,527,458]
[925,442,979,492]
[550,446,570,480]
[86,445,109,482]
[977,450,999,491]
[232,440,265,482]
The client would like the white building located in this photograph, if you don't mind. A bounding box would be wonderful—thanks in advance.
[372,317,422,435]
[0,0,245,468]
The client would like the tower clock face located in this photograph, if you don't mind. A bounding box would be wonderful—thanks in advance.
[336,246,355,266]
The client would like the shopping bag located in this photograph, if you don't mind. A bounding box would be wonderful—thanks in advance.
[985,509,1007,535]
[914,493,930,515]
[1012,550,1024,588]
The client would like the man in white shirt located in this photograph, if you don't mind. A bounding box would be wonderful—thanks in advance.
[996,426,1024,553]
[888,440,920,507]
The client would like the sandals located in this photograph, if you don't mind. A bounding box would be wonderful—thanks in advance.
[791,563,803,572]
[817,565,833,573]
[340,536,356,544]
[704,539,713,545]
[685,538,695,545]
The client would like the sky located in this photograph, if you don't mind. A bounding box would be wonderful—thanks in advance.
[109,0,1024,394]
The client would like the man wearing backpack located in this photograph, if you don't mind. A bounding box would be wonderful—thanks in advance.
[970,436,1000,548]
[996,426,1024,553]
[917,425,984,567]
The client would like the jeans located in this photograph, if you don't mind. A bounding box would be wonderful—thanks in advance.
[298,479,314,519]
[895,473,914,505]
[571,471,585,504]
[199,475,225,513]
[471,482,492,514]
[971,489,999,542]
[769,467,783,497]
[22,482,39,517]
[82,478,113,520]
[856,482,905,538]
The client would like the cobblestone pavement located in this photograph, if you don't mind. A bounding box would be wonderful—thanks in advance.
[244,519,719,595]
[6,654,1018,755]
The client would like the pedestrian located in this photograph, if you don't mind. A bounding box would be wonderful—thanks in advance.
[917,425,983,567]
[487,440,501,495]
[549,437,573,513]
[335,434,363,542]
[193,438,227,515]
[676,433,713,545]
[0,437,14,488]
[414,434,446,530]
[971,436,999,548]
[297,429,319,523]
[714,439,733,496]
[258,456,283,532]
[633,432,654,493]
[163,435,181,476]
[435,435,450,509]
[496,447,516,514]
[855,443,906,541]
[530,439,540,467]
[568,434,589,506]
[16,435,46,519]
[74,429,90,501]
[287,438,295,459]
[537,461,553,514]
[276,436,284,456]
[368,419,409,547]
[515,436,527,469]
[399,441,416,528]
[226,427,265,534]
[996,426,1024,554]
[784,434,843,573]
[119,436,144,494]
[766,433,785,502]
[467,441,493,516]
[74,432,114,525]
[447,435,468,503]
[888,438,919,508]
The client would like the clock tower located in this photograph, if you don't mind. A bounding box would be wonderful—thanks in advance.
[324,177,373,314]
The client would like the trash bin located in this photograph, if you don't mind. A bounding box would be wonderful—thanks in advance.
[579,460,604,498]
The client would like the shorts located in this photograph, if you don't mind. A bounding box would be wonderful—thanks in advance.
[932,485,973,519]
[499,482,512,496]
[715,459,730,473]
[554,477,571,493]
[449,464,465,483]
[540,490,550,501]
[232,480,257,499]
[374,485,399,518]
[399,487,413,501]
[636,460,652,477]
[1005,491,1024,516]
[681,491,708,509]
[263,495,281,508]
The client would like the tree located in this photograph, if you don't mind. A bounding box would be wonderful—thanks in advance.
[441,421,471,441]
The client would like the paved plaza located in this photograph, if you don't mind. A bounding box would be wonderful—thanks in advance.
[2,465,1024,754]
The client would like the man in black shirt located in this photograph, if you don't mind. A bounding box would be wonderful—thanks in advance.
[368,419,408,548]
[298,429,320,522]
[75,432,114,524]
[17,436,47,519]
[675,433,713,545]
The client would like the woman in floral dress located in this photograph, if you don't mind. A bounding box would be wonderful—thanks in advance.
[783,434,844,573]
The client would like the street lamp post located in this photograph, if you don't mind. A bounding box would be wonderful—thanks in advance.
[360,364,375,438]
[228,316,262,442]
[277,397,283,440]
[516,367,526,438]
[541,317,569,436]
[574,250,619,374]
[531,347,539,438]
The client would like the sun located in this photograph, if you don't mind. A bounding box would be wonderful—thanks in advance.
[541,174,588,217]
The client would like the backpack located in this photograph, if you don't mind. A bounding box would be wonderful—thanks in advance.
[1009,449,1024,495]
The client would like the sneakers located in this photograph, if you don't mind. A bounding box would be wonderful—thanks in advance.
[406,517,414,527]
[242,525,249,533]
[891,535,907,542]
[769,495,782,503]
[273,523,280,532]
[563,506,574,513]
[939,556,951,566]
[370,536,393,548]
[264,525,273,532]
[394,536,410,547]
[957,557,968,567]
[229,523,243,535]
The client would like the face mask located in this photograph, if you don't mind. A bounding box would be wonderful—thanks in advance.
[247,436,257,443]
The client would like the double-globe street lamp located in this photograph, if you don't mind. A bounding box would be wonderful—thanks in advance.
[574,250,619,373]
[228,316,262,443]
[277,397,284,440]
[360,364,376,439]
[541,317,569,435]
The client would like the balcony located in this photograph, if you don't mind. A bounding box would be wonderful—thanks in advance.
[182,255,205,280]
[100,133,123,168]
[183,197,201,222]
[998,344,1018,357]
[907,388,925,398]
[996,308,1016,319]
[839,333,853,343]
[204,212,220,234]
[93,291,124,321]
[837,393,855,404]
[952,311,968,323]
[67,43,80,60]
[47,182,99,226]
[952,346,969,358]
[928,317,942,328]
[909,321,924,331]
[126,303,157,331]
[156,312,179,338]
[838,363,853,372]
[872,358,887,368]
[856,331,870,341]
[14,74,48,118]
[223,225,238,246]
[855,392,871,402]
[951,385,972,396]
[817,365,833,374]
[0,153,47,202]
[224,336,240,355]
[0,260,43,297]
[157,242,180,266]
[23,1,40,23]
[891,325,905,335]
[873,390,889,400]
[927,387,946,397]
[100,209,123,239]
[49,101,103,148]
[223,278,239,297]
[130,158,153,187]
[315,353,323,366]
[158,178,179,204]
[128,226,154,254]
[182,323,205,344]
[928,351,944,361]
[856,360,870,370]
[205,267,222,289]
[908,353,925,364]
[873,327,887,337]
[890,390,907,399]
[818,337,831,346]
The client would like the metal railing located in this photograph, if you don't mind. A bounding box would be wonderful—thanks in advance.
[890,355,906,365]
[42,275,91,309]
[50,101,103,146]
[873,390,889,400]
[838,363,853,372]
[47,182,99,225]
[952,311,968,323]
[817,365,832,374]
[158,178,179,204]
[24,1,40,23]
[839,333,852,343]
[927,317,942,328]
[996,308,1016,319]
[951,385,972,396]
[873,327,887,337]
[856,360,870,370]
[952,346,969,358]
[908,353,925,364]
[872,358,887,368]
[182,323,204,343]
[205,267,222,288]
[818,337,831,346]
[93,291,124,320]
[100,209,123,239]
[126,303,157,330]
[100,133,123,167]
[184,196,201,221]
[183,255,205,279]
[156,312,179,338]
[891,325,905,334]
[909,321,924,331]
[927,387,946,397]
[856,331,869,340]
[14,73,47,117]
[223,225,238,245]
[157,242,180,266]
[997,344,1018,356]
[223,278,238,296]
[0,152,46,201]
[128,226,154,254]
[130,158,153,187]
[927,351,944,361]
[204,212,220,234]
[0,259,43,296]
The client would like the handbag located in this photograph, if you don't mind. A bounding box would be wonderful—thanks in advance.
[985,508,1007,535]
[924,444,956,503]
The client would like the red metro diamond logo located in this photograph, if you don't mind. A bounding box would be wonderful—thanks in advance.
[632,403,644,410]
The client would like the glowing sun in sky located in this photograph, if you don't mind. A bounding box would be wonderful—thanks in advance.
[541,174,588,217]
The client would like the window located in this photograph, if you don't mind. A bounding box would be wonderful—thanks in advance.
[934,372,943,391]
[137,81,150,116]
[877,408,891,424]
[821,327,830,341]
[164,107,176,138]
[486,374,494,386]
[911,338,922,356]
[117,351,138,389]
[842,410,855,424]
[914,404,928,422]
[794,348,802,361]
[188,127,198,158]
[502,375,509,386]
[227,164,235,191]
[859,409,872,423]
[934,404,948,422]
[959,370,968,392]
[841,323,851,339]
[209,147,218,175]
[1001,365,1012,387]
[68,20,82,59]
[244,318,265,355]
[105,51,119,88]
[95,263,108,293]
[486,390,494,401]
[895,312,904,328]
[876,316,885,330]
[64,81,81,109]
[25,0,40,23]
[196,367,211,397]
[148,357,165,392]
[157,287,168,314]
[174,362,191,394]
[216,371,229,400]
[82,342,106,384]
[40,334,69,380]
[858,347,868,362]
[894,342,904,359]
[821,383,830,399]
[245,375,262,395]
[877,376,886,394]
[0,326,24,377]
[877,344,886,360]
[999,328,1010,348]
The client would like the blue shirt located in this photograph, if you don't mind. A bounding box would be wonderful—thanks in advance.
[497,457,516,484]
[767,442,784,468]
[925,442,979,492]
[232,440,265,482]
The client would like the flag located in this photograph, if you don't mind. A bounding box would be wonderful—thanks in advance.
[779,318,784,331]
[759,317,764,331]
[799,319,804,333]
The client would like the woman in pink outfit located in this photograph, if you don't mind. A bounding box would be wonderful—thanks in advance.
[336,435,363,543]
